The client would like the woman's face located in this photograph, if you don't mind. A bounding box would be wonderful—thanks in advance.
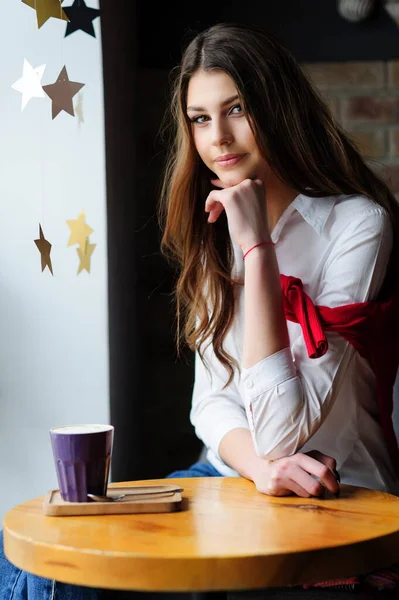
[186,69,269,187]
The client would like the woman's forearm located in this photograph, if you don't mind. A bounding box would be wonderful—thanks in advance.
[218,427,265,481]
[242,245,289,369]
[217,428,340,498]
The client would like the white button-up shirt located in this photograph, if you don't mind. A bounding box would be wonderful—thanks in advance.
[190,193,399,495]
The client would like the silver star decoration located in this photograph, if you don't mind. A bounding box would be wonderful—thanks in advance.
[12,59,46,111]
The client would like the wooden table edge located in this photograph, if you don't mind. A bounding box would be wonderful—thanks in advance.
[4,522,399,591]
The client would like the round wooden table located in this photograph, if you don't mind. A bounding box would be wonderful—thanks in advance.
[4,477,399,592]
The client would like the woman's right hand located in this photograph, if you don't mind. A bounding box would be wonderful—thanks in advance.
[254,450,340,498]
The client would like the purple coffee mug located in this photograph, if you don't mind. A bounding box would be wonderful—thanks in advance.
[50,424,114,502]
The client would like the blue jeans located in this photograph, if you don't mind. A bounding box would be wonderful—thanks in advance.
[0,462,221,599]
[165,461,222,479]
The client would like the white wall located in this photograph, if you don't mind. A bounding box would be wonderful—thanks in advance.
[0,1,109,522]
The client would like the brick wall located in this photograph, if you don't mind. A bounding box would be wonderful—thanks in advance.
[303,61,399,195]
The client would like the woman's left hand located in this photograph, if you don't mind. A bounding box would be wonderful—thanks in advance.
[206,177,270,253]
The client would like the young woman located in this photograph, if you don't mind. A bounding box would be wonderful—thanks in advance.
[1,20,399,600]
[161,22,399,500]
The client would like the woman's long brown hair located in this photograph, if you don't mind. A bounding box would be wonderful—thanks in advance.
[158,22,399,386]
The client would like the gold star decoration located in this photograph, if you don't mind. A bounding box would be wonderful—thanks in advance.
[42,66,85,119]
[77,239,96,274]
[34,224,54,275]
[66,210,93,248]
[22,0,69,29]
[66,210,95,274]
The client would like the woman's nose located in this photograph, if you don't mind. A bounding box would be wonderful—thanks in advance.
[211,121,233,147]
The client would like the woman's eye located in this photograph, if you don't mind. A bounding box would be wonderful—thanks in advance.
[190,115,208,124]
[230,104,242,114]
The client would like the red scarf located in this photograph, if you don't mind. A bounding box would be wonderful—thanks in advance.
[280,274,399,476]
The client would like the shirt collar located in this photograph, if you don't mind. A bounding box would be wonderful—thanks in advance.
[271,193,336,243]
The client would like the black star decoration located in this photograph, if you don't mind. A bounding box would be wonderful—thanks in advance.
[63,0,100,38]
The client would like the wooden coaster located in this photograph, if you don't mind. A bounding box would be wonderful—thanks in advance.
[43,485,182,516]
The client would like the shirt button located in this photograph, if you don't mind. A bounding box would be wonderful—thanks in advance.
[246,380,254,389]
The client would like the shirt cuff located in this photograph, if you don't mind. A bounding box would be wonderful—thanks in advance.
[239,347,296,400]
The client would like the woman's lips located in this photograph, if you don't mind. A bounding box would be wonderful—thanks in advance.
[215,154,246,168]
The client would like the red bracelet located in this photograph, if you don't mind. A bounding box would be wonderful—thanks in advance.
[242,241,275,260]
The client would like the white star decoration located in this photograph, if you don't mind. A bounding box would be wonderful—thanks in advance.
[11,59,46,111]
